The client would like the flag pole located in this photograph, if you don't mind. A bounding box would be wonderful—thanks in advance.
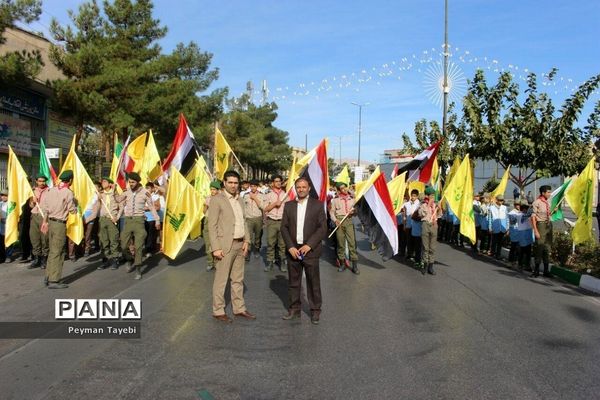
[328,212,353,238]
[230,149,247,178]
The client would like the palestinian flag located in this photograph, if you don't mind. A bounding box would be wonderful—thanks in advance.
[354,167,398,260]
[39,138,57,187]
[400,139,442,183]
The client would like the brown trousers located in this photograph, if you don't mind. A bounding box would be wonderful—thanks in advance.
[212,239,246,315]
[287,249,322,315]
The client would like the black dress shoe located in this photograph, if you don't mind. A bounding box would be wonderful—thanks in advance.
[43,276,49,286]
[543,272,552,278]
[282,312,301,320]
[311,315,320,325]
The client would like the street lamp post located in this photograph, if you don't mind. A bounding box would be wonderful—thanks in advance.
[442,0,449,137]
[351,102,368,166]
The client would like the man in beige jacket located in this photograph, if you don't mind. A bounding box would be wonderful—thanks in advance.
[207,170,255,323]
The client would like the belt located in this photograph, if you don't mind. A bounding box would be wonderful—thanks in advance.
[124,216,144,219]
[233,238,244,242]
[49,217,66,223]
[267,217,281,221]
[537,220,550,224]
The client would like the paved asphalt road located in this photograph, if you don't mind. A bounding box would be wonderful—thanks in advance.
[0,227,599,400]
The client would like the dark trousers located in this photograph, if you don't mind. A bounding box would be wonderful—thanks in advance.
[397,224,406,256]
[407,230,418,258]
[19,221,32,260]
[519,245,532,270]
[144,220,159,253]
[412,236,422,263]
[84,220,96,253]
[508,241,519,262]
[472,227,481,252]
[479,230,490,252]
[491,232,505,259]
[0,234,5,262]
[287,251,322,315]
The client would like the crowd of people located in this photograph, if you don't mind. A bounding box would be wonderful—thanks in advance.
[0,167,592,324]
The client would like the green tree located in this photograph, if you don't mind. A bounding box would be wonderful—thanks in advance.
[219,99,291,179]
[48,0,225,159]
[0,0,43,84]
[462,69,600,191]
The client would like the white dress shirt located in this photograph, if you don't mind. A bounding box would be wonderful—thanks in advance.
[296,197,308,244]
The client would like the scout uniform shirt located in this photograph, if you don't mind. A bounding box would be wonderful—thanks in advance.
[264,188,287,220]
[116,186,160,220]
[40,184,77,221]
[99,189,122,220]
[532,196,551,222]
[243,191,264,219]
[329,192,354,220]
[31,186,49,215]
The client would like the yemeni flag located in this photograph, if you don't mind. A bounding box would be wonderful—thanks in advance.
[39,138,57,187]
[354,166,398,260]
[550,179,572,222]
[160,114,199,183]
[400,139,442,183]
[390,163,399,179]
[289,139,329,201]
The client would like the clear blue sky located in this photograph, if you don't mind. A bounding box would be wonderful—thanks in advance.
[32,0,600,164]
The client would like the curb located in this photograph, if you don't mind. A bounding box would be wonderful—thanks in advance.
[496,246,600,295]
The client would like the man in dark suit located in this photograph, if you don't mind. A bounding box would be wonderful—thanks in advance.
[280,177,328,325]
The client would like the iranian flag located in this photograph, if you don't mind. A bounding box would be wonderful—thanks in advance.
[39,138,57,187]
[550,179,572,222]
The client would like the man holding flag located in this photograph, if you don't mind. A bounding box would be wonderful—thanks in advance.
[419,186,442,275]
[27,175,50,269]
[329,181,359,274]
[40,171,77,289]
[531,185,553,278]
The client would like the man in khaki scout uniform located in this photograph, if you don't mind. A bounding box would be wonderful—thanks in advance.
[263,174,288,272]
[243,179,264,261]
[203,180,221,271]
[28,175,50,269]
[329,182,359,274]
[531,185,553,278]
[418,186,442,276]
[97,177,122,270]
[40,170,77,289]
[207,170,255,323]
[116,172,160,280]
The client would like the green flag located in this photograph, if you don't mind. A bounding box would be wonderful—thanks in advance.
[549,179,572,222]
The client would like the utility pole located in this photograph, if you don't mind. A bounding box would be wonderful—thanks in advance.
[442,0,450,138]
[351,102,368,166]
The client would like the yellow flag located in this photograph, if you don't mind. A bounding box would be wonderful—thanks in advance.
[185,156,210,240]
[408,181,425,196]
[335,165,350,186]
[491,165,511,199]
[140,130,162,184]
[285,156,299,194]
[565,157,597,244]
[214,126,232,180]
[442,154,476,244]
[59,136,96,244]
[109,133,120,182]
[162,167,203,259]
[127,132,147,170]
[354,166,382,202]
[387,171,407,215]
[431,157,440,186]
[5,147,34,247]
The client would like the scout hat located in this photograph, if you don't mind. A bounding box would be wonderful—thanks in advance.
[127,172,141,182]
[59,170,73,182]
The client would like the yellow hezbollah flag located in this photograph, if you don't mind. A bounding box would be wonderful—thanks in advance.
[387,171,407,215]
[186,156,210,239]
[491,165,511,199]
[162,167,203,259]
[408,181,425,197]
[214,126,232,180]
[109,133,120,183]
[431,157,440,186]
[5,146,34,247]
[140,130,162,184]
[565,157,597,244]
[335,165,350,186]
[126,132,147,170]
[59,135,96,245]
[285,156,299,194]
[443,154,476,244]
